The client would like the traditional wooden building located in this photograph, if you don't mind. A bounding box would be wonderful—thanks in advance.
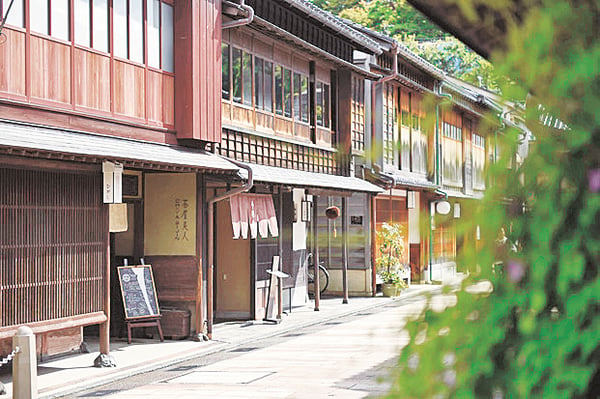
[211,0,384,331]
[351,25,502,283]
[0,0,235,360]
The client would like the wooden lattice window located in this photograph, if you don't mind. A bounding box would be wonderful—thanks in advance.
[0,168,107,327]
[351,76,365,152]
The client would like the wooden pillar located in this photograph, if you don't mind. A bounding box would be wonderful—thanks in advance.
[100,209,111,355]
[195,173,205,338]
[313,195,320,311]
[371,195,377,296]
[277,189,284,319]
[341,196,349,304]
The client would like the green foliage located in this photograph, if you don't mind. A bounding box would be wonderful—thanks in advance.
[376,222,407,286]
[388,1,600,397]
[312,0,500,91]
[312,0,445,40]
[403,35,503,91]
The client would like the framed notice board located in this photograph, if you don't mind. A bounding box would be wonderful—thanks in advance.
[117,265,161,320]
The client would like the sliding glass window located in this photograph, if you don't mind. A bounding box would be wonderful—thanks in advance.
[264,61,273,112]
[274,65,283,115]
[283,68,292,118]
[1,0,24,27]
[222,44,230,100]
[29,0,69,40]
[316,82,330,128]
[242,51,253,106]
[232,47,242,103]
[113,0,127,58]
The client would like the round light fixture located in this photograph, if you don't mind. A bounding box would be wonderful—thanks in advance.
[436,201,451,215]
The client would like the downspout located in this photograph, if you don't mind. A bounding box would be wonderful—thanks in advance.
[436,81,452,186]
[222,0,254,30]
[370,43,399,165]
[205,159,253,339]
[368,43,397,295]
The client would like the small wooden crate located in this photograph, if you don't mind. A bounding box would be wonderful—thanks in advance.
[160,308,191,340]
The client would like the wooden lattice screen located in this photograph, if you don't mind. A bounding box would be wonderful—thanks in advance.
[0,168,107,327]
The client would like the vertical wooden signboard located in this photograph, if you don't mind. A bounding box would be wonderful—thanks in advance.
[117,265,164,343]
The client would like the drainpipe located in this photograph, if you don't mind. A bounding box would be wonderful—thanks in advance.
[204,159,253,339]
[370,43,399,165]
[436,81,452,186]
[222,0,254,29]
[378,42,399,85]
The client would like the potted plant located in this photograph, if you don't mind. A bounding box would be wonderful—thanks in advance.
[376,222,407,297]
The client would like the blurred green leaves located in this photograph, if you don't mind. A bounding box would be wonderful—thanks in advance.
[388,0,599,397]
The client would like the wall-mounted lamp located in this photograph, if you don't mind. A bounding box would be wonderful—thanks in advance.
[435,200,451,215]
[407,191,416,209]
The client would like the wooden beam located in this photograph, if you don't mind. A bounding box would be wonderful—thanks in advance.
[0,312,107,340]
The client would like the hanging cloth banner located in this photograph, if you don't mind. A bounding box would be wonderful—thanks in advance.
[230,194,279,239]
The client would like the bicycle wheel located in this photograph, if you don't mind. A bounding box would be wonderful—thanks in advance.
[308,264,329,295]
[317,264,329,293]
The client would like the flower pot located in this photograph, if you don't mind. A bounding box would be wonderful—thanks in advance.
[382,283,398,297]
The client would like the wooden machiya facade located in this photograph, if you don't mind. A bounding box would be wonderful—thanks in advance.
[0,0,233,360]
[352,25,501,283]
[212,0,384,321]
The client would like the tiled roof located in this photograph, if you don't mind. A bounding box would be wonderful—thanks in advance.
[238,162,384,193]
[282,0,382,54]
[0,120,239,172]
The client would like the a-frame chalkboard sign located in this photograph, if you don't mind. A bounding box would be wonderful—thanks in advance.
[117,265,164,344]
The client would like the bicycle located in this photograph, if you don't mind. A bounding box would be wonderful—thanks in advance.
[306,253,330,295]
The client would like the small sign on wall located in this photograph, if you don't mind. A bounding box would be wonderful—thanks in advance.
[102,161,123,204]
[350,216,363,225]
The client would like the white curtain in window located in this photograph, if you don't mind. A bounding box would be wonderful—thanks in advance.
[113,0,127,58]
[3,0,24,27]
[161,2,173,72]
[30,0,48,35]
[74,0,91,47]
[147,0,160,69]
[52,0,70,41]
[93,0,109,52]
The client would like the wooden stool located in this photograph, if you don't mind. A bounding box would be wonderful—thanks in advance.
[126,317,164,344]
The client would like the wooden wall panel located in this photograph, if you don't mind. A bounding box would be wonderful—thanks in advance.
[147,70,164,123]
[73,49,111,112]
[232,105,254,127]
[163,75,175,126]
[30,36,71,104]
[316,127,332,147]
[0,29,26,97]
[256,111,274,131]
[174,0,222,142]
[113,60,145,119]
[274,117,293,136]
[144,256,198,302]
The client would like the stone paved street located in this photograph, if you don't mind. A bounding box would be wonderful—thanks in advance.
[73,293,430,398]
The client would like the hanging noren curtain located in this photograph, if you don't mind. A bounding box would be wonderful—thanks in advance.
[230,193,279,239]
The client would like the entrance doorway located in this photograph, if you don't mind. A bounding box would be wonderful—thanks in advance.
[214,200,252,321]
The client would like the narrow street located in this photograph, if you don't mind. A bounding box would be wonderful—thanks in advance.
[66,294,431,399]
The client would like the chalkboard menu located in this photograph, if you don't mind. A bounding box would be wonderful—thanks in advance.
[117,265,160,320]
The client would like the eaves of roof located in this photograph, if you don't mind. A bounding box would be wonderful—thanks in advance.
[0,120,240,173]
[280,0,382,55]
[252,16,382,80]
